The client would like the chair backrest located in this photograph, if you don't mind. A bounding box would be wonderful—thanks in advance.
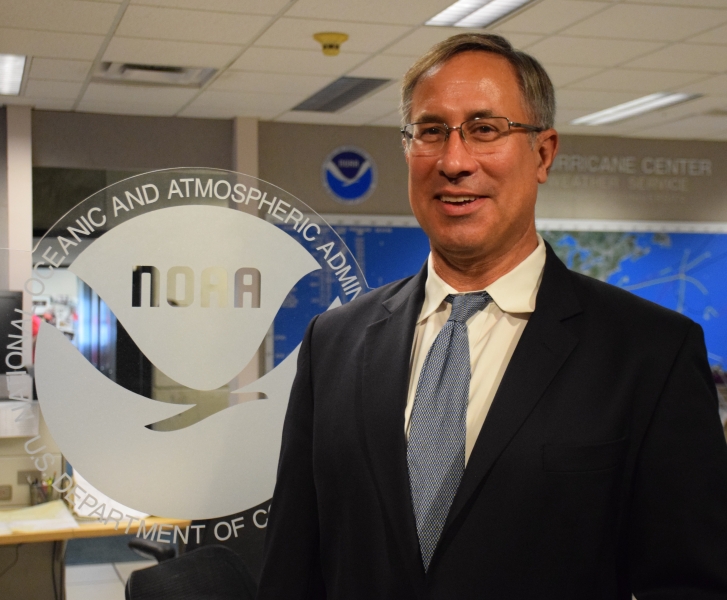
[125,544,257,600]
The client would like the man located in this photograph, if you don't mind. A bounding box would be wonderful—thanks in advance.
[257,34,727,599]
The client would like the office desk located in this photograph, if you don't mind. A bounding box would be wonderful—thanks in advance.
[0,517,190,600]
[0,516,191,545]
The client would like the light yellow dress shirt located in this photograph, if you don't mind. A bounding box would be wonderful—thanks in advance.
[404,235,547,464]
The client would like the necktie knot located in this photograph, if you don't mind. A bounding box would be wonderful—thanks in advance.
[446,292,492,323]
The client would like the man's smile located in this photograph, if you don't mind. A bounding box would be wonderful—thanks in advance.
[438,195,481,204]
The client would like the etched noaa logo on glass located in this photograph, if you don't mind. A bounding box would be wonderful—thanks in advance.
[26,168,369,520]
[322,146,377,205]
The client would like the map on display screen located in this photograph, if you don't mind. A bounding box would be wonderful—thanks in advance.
[540,230,727,371]
[274,220,727,377]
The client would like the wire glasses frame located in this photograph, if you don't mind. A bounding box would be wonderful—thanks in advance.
[401,117,544,156]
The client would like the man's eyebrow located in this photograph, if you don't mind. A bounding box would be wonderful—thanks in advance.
[467,109,497,120]
[411,109,497,123]
[412,112,445,123]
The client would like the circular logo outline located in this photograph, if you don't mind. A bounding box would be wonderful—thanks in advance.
[27,167,370,520]
[321,145,378,205]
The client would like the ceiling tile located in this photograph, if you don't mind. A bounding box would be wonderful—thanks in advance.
[339,95,400,118]
[617,95,725,128]
[556,89,644,110]
[621,0,727,9]
[551,123,620,137]
[357,80,400,102]
[188,89,296,111]
[348,55,416,79]
[562,4,727,42]
[495,0,611,35]
[687,22,727,45]
[553,107,593,126]
[369,111,403,127]
[179,104,280,119]
[545,64,602,87]
[385,27,542,57]
[559,94,726,136]
[0,28,104,60]
[29,58,93,82]
[254,18,410,54]
[24,80,83,99]
[634,114,727,140]
[82,82,199,106]
[285,0,453,26]
[104,37,240,68]
[182,89,295,118]
[568,68,709,93]
[528,36,664,67]
[1,0,119,35]
[274,110,373,126]
[372,79,404,100]
[116,6,270,45]
[677,74,727,97]
[76,101,180,116]
[624,43,727,73]
[1,95,75,110]
[633,129,727,141]
[209,71,334,97]
[130,0,289,15]
[230,47,368,76]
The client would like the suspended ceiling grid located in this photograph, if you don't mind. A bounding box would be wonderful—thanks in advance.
[1,0,727,140]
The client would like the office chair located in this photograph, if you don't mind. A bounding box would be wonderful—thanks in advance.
[124,543,257,600]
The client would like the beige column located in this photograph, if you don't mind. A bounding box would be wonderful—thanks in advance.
[2,105,33,356]
[0,106,58,506]
[233,117,258,179]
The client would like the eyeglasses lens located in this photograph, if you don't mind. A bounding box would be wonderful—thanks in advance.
[405,117,510,156]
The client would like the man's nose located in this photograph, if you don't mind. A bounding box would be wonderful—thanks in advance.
[437,129,478,180]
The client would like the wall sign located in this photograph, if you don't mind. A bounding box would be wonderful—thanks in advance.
[322,146,377,205]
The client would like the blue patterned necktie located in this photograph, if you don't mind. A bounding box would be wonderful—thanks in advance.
[407,291,493,571]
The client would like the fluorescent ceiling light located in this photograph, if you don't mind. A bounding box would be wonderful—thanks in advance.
[426,0,534,28]
[571,93,702,126]
[0,54,26,96]
[293,77,391,113]
[427,0,489,26]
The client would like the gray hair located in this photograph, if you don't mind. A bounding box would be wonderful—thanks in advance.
[400,33,555,130]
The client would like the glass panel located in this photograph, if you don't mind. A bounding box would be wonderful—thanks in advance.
[13,168,368,526]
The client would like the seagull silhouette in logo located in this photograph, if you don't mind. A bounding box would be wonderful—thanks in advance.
[52,205,324,431]
[326,159,371,187]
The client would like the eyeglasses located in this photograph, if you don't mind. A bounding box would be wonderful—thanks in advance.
[401,117,544,156]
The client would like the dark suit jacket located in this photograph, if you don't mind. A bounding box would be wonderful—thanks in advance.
[257,244,727,600]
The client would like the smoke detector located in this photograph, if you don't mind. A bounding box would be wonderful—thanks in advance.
[313,32,349,56]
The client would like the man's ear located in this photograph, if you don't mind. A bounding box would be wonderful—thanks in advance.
[402,138,410,165]
[536,129,559,184]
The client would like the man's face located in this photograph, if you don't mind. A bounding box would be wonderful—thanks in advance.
[405,51,558,268]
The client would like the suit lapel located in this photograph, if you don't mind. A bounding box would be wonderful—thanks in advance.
[358,264,429,596]
[441,247,583,540]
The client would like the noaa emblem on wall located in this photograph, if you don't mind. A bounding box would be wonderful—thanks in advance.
[322,146,377,205]
[23,168,368,521]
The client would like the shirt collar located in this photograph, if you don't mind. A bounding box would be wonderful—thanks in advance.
[418,234,546,323]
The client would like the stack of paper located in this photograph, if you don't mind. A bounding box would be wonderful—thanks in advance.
[0,499,78,535]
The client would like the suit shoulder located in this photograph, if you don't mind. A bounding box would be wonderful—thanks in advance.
[314,274,416,329]
[568,269,693,332]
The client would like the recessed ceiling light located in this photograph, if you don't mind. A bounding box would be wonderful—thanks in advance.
[93,62,216,87]
[571,93,702,126]
[0,55,26,96]
[426,0,535,28]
